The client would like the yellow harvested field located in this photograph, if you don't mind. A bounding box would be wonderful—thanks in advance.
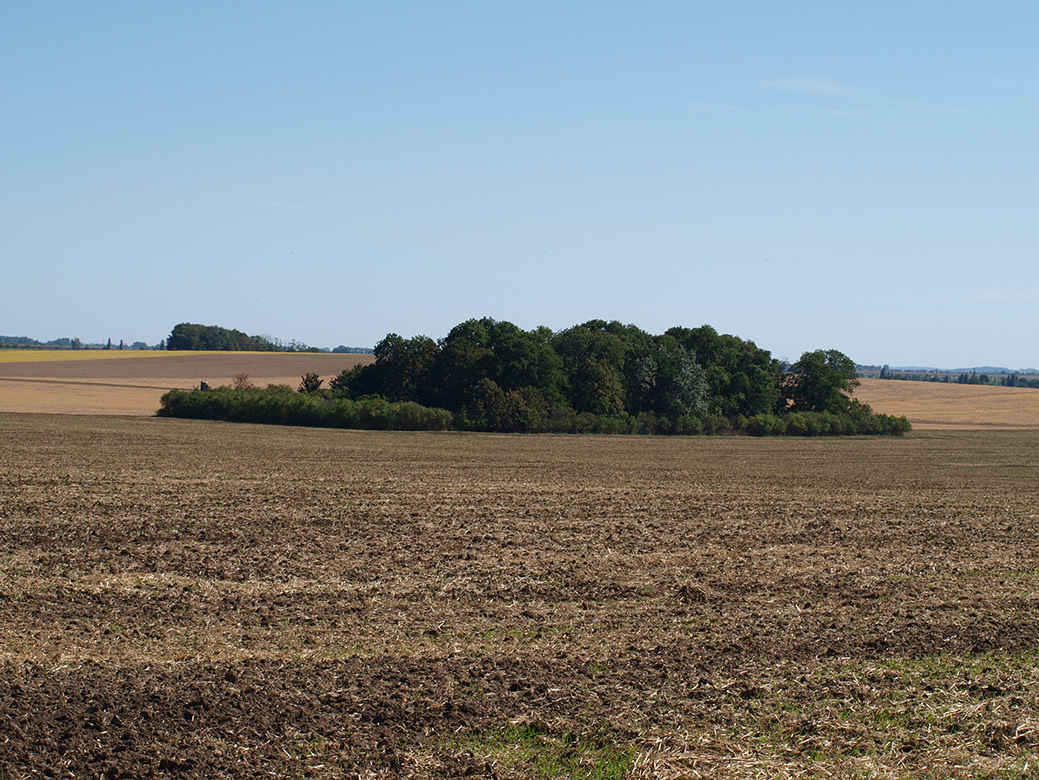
[0,351,372,416]
[856,376,1039,430]
[0,349,202,364]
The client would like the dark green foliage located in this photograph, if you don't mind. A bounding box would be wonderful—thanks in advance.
[780,404,911,436]
[328,367,359,393]
[166,323,308,352]
[298,373,323,393]
[369,333,440,405]
[157,319,910,436]
[744,414,788,436]
[333,334,441,403]
[641,334,708,418]
[844,399,913,435]
[158,386,452,431]
[548,320,709,419]
[783,349,860,413]
[434,319,495,411]
[667,325,783,417]
[550,321,630,415]
[700,413,733,435]
[168,323,254,351]
[783,411,845,436]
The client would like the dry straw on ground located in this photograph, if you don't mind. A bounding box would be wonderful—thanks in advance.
[2,414,1038,777]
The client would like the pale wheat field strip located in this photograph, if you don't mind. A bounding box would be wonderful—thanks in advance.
[0,352,372,416]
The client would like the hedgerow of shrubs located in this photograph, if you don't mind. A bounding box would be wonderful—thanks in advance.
[159,383,910,436]
[157,386,453,431]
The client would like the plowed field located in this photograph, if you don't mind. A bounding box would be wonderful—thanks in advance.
[2,414,1037,777]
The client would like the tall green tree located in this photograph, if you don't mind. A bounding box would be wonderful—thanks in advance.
[481,320,565,400]
[550,321,631,416]
[372,333,440,406]
[643,334,709,418]
[433,319,496,412]
[783,349,860,413]
[667,325,782,417]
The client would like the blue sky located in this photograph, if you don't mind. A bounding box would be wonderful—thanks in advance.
[3,2,1037,367]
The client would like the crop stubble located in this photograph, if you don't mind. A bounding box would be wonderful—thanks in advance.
[0,352,372,416]
[1,414,1038,778]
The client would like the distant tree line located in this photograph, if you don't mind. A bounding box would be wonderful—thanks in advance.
[165,323,319,352]
[875,365,1039,389]
[2,326,373,353]
[1,335,151,350]
[159,318,910,436]
[999,374,1039,388]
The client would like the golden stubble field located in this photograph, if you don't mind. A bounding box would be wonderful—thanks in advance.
[1,412,1038,778]
[855,378,1039,431]
[0,351,373,416]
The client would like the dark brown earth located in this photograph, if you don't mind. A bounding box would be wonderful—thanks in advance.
[2,414,1038,778]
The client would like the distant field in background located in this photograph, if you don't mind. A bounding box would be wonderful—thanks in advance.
[2,351,1038,428]
[0,351,373,415]
[855,377,1039,430]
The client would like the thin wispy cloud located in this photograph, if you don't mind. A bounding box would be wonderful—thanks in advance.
[759,78,852,96]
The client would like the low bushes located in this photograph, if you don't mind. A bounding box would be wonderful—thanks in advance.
[158,383,910,436]
[157,386,452,431]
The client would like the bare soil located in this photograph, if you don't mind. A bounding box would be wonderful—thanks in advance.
[1,415,1037,777]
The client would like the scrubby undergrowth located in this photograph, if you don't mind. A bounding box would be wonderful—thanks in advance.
[158,383,911,436]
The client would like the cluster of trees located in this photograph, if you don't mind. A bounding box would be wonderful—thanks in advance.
[159,318,910,436]
[333,319,774,430]
[166,323,317,352]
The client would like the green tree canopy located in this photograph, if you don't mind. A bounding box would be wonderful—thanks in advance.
[666,325,783,417]
[784,349,860,413]
[320,319,904,436]
[168,323,260,351]
[166,323,306,351]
